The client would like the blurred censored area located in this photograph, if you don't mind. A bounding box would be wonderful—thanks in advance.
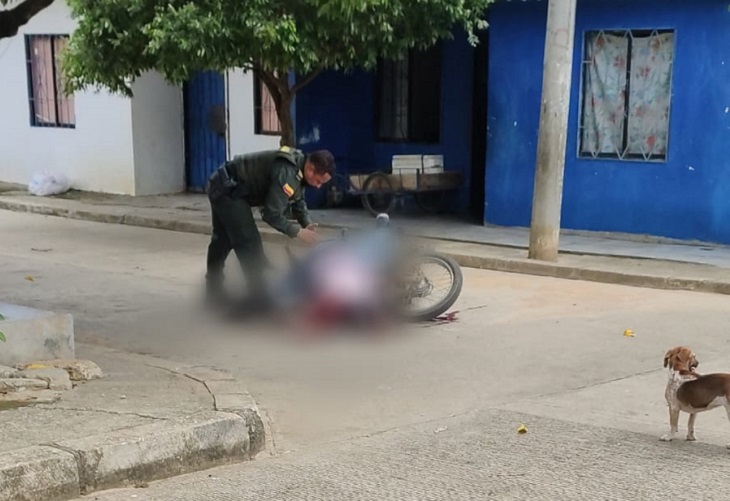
[241,216,463,336]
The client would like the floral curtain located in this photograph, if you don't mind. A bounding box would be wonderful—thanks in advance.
[627,33,674,157]
[581,31,674,160]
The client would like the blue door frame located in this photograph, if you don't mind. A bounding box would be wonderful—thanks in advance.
[184,71,228,191]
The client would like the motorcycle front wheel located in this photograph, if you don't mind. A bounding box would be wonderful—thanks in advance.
[394,252,463,322]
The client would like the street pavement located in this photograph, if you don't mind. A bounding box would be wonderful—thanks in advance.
[4,188,730,296]
[3,210,730,499]
[81,408,730,501]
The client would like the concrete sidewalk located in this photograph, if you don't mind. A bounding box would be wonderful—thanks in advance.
[0,342,266,501]
[2,185,730,295]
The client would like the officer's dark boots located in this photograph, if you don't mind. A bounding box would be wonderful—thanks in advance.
[204,276,230,309]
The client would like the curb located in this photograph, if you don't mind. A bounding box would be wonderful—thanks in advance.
[0,196,325,251]
[446,251,730,295]
[0,363,266,501]
[0,198,211,236]
[0,446,79,501]
[2,197,730,296]
[163,364,267,457]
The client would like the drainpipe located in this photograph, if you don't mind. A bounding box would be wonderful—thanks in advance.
[528,0,577,262]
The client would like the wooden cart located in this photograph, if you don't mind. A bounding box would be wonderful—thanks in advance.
[348,169,462,216]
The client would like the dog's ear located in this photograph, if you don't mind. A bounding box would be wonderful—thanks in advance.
[663,349,672,368]
[663,347,679,368]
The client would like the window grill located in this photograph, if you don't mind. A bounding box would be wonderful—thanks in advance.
[579,29,675,162]
[25,34,75,128]
[254,74,282,135]
[375,45,442,143]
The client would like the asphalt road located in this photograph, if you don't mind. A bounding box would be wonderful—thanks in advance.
[3,210,730,500]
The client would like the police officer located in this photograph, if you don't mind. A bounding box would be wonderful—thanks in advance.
[204,147,336,306]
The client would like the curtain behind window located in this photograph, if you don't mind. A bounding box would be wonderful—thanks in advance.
[581,33,629,157]
[627,33,673,157]
[30,35,56,125]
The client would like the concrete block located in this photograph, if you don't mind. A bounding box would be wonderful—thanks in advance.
[0,365,17,378]
[0,390,62,408]
[213,394,267,457]
[0,446,79,501]
[17,368,73,390]
[55,412,251,494]
[0,378,48,392]
[19,359,102,382]
[0,303,74,367]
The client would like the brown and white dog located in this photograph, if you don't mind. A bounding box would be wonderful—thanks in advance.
[662,346,730,446]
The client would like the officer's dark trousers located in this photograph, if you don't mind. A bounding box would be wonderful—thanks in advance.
[206,194,267,296]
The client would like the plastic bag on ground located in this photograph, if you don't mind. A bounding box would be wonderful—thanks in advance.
[28,171,71,196]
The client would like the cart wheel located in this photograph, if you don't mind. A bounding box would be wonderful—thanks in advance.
[361,172,397,217]
[414,192,445,214]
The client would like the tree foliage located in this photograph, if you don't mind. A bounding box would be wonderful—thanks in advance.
[0,0,56,40]
[63,0,493,145]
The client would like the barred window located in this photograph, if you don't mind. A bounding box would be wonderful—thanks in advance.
[375,45,442,143]
[579,29,675,162]
[254,74,281,135]
[25,34,75,128]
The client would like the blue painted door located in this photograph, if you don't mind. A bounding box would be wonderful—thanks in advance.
[184,71,227,191]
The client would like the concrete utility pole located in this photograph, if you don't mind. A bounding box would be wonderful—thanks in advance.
[528,0,578,261]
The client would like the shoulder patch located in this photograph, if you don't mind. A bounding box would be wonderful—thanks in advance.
[280,146,292,153]
[296,170,303,181]
[282,183,295,198]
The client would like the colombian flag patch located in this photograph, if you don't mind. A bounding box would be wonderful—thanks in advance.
[282,183,295,198]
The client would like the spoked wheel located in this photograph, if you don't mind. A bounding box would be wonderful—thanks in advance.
[394,253,463,322]
[361,172,396,217]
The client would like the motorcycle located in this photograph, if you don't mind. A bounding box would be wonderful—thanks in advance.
[271,214,463,326]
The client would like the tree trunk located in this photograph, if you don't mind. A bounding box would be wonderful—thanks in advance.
[276,93,295,147]
[256,68,323,148]
[527,0,577,261]
[0,0,55,39]
[256,69,295,147]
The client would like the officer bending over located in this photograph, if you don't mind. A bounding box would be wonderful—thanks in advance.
[204,147,335,305]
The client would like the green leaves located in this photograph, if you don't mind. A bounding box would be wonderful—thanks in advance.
[63,0,493,97]
[61,0,493,145]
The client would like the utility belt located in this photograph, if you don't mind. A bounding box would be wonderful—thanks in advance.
[206,162,239,202]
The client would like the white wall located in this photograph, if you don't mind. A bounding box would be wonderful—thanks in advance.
[226,69,281,156]
[130,72,185,195]
[0,0,136,194]
[0,4,282,195]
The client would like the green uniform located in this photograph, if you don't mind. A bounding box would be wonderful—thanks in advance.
[205,146,312,297]
[228,147,312,236]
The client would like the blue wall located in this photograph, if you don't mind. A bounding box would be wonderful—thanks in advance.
[485,0,730,243]
[294,68,375,208]
[295,32,476,211]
